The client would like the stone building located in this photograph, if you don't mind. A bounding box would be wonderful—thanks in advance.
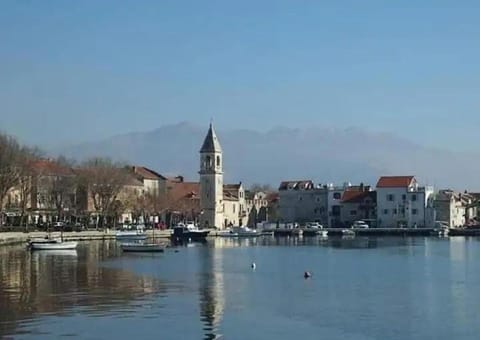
[434,190,476,227]
[199,124,224,229]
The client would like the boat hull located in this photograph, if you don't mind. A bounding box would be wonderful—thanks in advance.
[120,243,165,252]
[29,241,78,250]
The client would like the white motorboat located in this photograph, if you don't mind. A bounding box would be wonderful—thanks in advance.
[217,226,259,237]
[28,238,78,250]
[318,230,329,237]
[120,242,165,253]
[115,230,147,241]
[342,229,356,236]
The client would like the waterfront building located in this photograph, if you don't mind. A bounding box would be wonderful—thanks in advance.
[199,124,224,229]
[376,176,435,228]
[278,180,373,227]
[340,185,376,228]
[278,180,329,225]
[4,159,77,226]
[245,190,269,227]
[434,190,476,227]
[130,166,166,195]
[223,183,246,227]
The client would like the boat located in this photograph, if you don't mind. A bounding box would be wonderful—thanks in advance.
[115,230,147,241]
[318,230,329,237]
[28,237,78,250]
[217,226,259,237]
[342,229,356,236]
[120,242,165,253]
[120,224,165,252]
[171,223,210,242]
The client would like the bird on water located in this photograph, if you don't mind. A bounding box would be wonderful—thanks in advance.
[251,262,256,270]
[304,271,311,279]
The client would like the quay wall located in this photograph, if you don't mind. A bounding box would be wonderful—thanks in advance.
[0,230,173,247]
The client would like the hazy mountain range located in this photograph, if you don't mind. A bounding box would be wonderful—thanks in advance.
[51,122,479,191]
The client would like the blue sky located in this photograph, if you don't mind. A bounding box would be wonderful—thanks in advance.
[1,0,480,150]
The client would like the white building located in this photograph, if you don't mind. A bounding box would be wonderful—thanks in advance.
[223,183,246,227]
[199,124,224,229]
[376,176,435,228]
[434,190,476,227]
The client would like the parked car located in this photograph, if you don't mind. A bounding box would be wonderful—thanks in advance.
[352,221,369,229]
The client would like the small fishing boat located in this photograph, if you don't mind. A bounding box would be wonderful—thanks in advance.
[318,230,329,237]
[217,226,259,237]
[115,230,147,241]
[28,237,78,250]
[120,225,165,253]
[342,229,355,236]
[120,242,165,253]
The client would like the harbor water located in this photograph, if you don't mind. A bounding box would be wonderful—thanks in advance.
[0,236,479,339]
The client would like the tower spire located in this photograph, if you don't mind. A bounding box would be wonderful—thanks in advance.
[200,122,222,153]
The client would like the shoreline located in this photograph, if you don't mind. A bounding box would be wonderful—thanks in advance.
[0,230,174,247]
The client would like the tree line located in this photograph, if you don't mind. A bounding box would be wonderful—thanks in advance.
[0,132,171,230]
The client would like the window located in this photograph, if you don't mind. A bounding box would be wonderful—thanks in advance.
[387,194,395,201]
[332,206,341,216]
[216,156,221,167]
[333,192,341,199]
[350,210,357,216]
[233,205,236,213]
[411,195,417,201]
[402,194,406,201]
[383,209,389,215]
[299,196,303,201]
[393,209,397,215]
[412,209,418,215]
[205,155,211,169]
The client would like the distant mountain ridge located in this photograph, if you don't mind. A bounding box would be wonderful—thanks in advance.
[52,122,480,190]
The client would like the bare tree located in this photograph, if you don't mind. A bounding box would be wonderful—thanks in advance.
[44,157,77,224]
[0,134,24,226]
[77,158,129,229]
[16,147,42,230]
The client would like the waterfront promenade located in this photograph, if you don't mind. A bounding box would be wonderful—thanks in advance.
[0,229,174,246]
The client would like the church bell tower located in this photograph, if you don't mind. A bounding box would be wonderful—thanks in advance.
[199,123,224,229]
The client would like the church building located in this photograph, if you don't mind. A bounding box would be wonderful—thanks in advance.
[199,123,247,229]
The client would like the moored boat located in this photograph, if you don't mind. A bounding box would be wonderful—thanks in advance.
[171,223,210,242]
[217,226,259,237]
[28,238,78,250]
[342,229,355,236]
[115,230,147,241]
[120,242,165,253]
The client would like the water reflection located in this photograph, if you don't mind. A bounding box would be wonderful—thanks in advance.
[211,235,421,250]
[199,246,225,340]
[0,241,165,337]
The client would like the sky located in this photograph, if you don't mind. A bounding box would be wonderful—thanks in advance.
[1,0,480,150]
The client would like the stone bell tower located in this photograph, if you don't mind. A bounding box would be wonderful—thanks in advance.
[199,123,224,229]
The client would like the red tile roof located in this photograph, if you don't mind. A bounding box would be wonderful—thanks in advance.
[169,182,200,202]
[132,166,166,180]
[376,176,415,188]
[31,160,74,177]
[342,191,376,204]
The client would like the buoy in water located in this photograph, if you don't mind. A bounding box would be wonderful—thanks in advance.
[251,262,256,270]
[304,271,311,279]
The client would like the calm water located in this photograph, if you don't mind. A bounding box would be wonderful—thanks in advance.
[0,236,479,339]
